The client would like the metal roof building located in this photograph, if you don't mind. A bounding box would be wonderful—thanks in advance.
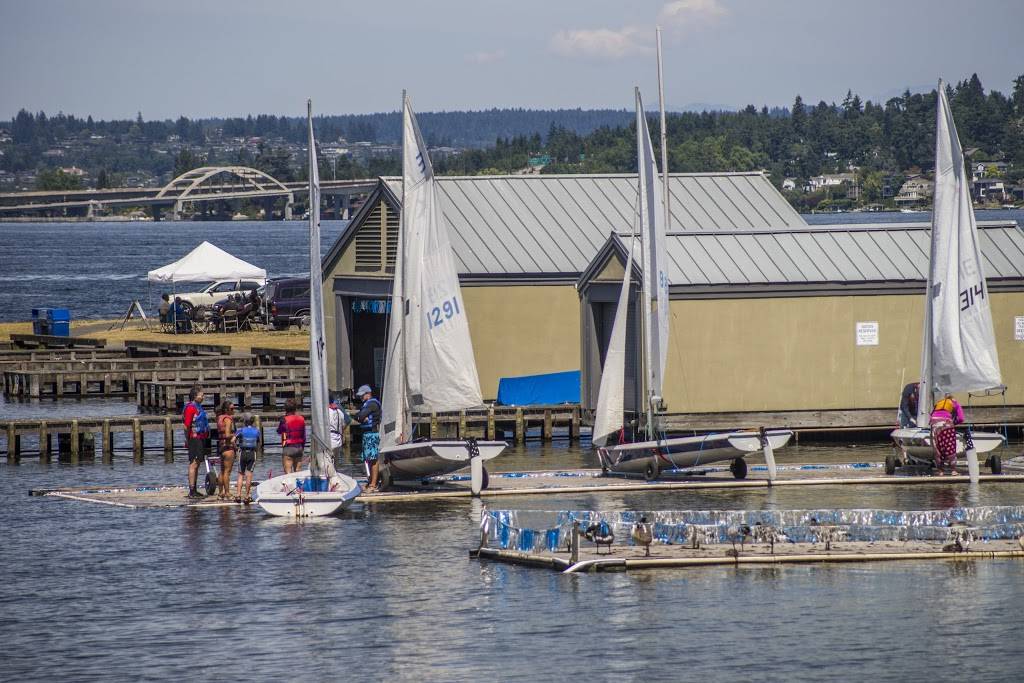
[352,172,806,280]
[322,174,1024,423]
[580,221,1024,297]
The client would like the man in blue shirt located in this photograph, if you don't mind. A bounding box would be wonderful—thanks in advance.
[352,385,381,491]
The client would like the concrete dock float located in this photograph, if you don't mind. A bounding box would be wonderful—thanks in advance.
[26,465,1024,507]
[472,541,1024,573]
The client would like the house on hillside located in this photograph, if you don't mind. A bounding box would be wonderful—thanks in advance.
[894,177,934,206]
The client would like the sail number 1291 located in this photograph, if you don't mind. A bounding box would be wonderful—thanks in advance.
[427,297,461,329]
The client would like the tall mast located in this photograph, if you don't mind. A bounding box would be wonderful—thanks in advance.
[635,87,654,440]
[655,26,670,433]
[656,26,670,247]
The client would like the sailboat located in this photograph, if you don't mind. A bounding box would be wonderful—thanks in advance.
[255,101,362,516]
[376,93,507,494]
[890,81,1006,474]
[594,87,793,481]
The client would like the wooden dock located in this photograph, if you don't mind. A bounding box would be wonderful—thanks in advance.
[250,347,309,365]
[137,376,309,411]
[472,538,1024,573]
[3,357,260,398]
[1,411,308,463]
[123,339,232,357]
[9,333,106,349]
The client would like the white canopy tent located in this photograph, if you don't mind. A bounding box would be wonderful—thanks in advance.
[147,241,266,284]
[146,241,268,334]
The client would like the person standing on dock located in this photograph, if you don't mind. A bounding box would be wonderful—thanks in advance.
[898,382,920,428]
[930,393,965,475]
[328,394,350,462]
[183,386,210,498]
[352,385,381,491]
[235,414,260,504]
[277,398,306,474]
[216,400,237,500]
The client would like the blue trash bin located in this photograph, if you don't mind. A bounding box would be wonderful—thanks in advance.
[48,308,71,337]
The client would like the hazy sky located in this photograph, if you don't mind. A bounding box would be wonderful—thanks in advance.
[2,0,1022,120]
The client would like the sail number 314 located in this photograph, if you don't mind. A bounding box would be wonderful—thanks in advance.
[960,282,985,312]
[427,297,461,329]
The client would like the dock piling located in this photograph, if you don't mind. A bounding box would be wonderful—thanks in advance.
[6,423,19,463]
[163,417,174,462]
[132,418,143,463]
[487,407,495,440]
[543,410,553,441]
[571,521,580,564]
[515,408,525,444]
[70,419,80,463]
[102,420,113,463]
[39,421,50,463]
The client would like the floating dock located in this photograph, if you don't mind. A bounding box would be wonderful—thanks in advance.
[26,465,1024,507]
[472,540,1024,573]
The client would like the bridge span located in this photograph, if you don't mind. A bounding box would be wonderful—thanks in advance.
[0,166,377,221]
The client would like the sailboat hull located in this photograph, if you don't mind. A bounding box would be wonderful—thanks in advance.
[890,427,1004,464]
[255,468,361,517]
[380,440,507,481]
[598,429,793,475]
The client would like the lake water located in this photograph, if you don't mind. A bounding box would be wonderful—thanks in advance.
[3,213,1024,681]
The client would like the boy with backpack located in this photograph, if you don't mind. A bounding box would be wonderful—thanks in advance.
[235,414,261,503]
[182,386,210,498]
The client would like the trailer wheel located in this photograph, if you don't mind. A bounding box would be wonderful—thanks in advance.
[729,457,748,480]
[990,453,1002,475]
[204,471,219,496]
[644,460,660,482]
[885,453,898,475]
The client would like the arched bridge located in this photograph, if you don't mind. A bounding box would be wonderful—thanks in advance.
[0,166,375,221]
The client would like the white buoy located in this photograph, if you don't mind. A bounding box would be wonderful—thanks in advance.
[470,452,484,496]
[761,428,777,481]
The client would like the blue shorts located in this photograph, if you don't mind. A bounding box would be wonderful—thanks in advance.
[361,432,380,463]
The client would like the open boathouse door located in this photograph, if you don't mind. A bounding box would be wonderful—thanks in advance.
[330,280,393,395]
[578,236,642,417]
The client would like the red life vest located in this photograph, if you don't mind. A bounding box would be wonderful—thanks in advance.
[278,414,306,446]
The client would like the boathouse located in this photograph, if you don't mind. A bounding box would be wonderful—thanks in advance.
[577,221,1024,427]
[320,172,802,396]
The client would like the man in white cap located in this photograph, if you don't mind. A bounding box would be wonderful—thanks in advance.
[351,385,382,491]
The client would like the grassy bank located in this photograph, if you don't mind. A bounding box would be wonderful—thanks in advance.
[1,319,309,353]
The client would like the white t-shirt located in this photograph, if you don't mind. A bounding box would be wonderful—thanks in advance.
[327,405,349,449]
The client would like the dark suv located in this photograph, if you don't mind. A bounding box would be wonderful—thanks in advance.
[265,277,311,329]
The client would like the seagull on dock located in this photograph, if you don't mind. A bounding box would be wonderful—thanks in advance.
[631,516,654,557]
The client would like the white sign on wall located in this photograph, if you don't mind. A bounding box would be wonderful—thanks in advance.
[1015,316,1024,341]
[856,321,879,346]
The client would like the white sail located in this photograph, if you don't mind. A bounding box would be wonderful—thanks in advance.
[635,89,671,403]
[592,234,637,448]
[926,81,1002,400]
[306,101,335,478]
[396,95,482,416]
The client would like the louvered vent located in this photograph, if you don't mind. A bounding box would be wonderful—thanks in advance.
[354,202,384,272]
[384,206,399,274]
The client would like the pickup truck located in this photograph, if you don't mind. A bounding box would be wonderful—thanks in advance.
[174,279,264,313]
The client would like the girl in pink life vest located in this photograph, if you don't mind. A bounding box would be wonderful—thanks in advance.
[929,393,964,475]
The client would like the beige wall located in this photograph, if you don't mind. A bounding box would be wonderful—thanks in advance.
[663,292,1024,413]
[463,285,580,399]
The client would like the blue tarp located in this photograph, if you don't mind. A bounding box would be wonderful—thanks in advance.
[496,370,580,406]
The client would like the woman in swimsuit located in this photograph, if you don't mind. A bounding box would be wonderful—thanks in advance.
[216,400,237,499]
